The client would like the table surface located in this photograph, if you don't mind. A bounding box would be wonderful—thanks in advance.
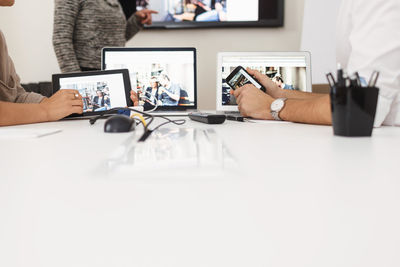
[1,118,399,267]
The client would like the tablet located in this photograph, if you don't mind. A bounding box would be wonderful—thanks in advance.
[52,69,132,118]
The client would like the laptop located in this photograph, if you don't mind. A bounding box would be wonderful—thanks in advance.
[102,47,198,116]
[216,52,312,116]
[52,69,132,119]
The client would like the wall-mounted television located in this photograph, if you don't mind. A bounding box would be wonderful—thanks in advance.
[136,0,284,29]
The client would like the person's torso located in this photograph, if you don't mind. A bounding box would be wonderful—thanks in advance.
[336,0,400,126]
[73,0,127,65]
[0,30,22,102]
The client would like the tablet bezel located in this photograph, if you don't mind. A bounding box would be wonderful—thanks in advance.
[52,69,132,118]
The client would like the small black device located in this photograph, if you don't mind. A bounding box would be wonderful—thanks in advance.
[189,113,226,124]
[226,114,246,122]
[226,66,266,92]
[104,115,135,133]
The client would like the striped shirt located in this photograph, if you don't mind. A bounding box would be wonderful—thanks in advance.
[53,0,142,73]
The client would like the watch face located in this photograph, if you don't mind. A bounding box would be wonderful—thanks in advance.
[271,99,285,112]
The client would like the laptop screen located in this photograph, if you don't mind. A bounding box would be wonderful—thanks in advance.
[103,48,197,110]
[217,52,311,111]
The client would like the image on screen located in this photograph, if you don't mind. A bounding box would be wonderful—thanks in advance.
[228,68,261,90]
[221,55,308,106]
[104,50,196,110]
[138,0,256,22]
[136,0,282,28]
[59,73,127,113]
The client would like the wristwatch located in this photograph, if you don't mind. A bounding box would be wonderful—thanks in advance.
[270,98,287,121]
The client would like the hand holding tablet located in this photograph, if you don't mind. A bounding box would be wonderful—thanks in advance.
[40,89,83,121]
[52,69,132,118]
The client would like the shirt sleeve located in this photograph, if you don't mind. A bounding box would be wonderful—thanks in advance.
[53,0,82,73]
[344,0,400,127]
[14,74,45,104]
[125,13,143,41]
[0,31,44,104]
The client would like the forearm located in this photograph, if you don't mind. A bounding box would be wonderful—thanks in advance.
[0,102,47,126]
[281,89,326,100]
[280,95,332,125]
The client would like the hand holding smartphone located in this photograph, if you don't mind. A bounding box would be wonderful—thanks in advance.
[226,66,266,93]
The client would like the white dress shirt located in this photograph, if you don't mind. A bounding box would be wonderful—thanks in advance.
[336,0,400,127]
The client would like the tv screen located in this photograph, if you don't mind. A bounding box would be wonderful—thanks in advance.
[136,0,284,29]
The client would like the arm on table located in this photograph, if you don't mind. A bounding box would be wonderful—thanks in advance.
[233,69,332,125]
[0,90,83,126]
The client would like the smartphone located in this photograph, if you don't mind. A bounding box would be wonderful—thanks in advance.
[226,66,266,92]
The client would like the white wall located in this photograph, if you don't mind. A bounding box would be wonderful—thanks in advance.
[301,0,342,84]
[0,0,305,109]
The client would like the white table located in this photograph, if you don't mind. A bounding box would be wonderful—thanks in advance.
[1,118,399,267]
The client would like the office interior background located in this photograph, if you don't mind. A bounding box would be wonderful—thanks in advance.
[0,0,340,109]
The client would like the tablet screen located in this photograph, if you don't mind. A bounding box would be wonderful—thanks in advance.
[58,73,127,113]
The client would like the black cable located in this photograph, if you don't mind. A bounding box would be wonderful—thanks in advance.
[151,119,186,132]
[89,106,187,142]
[89,107,154,131]
[138,118,186,142]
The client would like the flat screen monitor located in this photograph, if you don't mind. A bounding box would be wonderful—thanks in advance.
[137,0,284,29]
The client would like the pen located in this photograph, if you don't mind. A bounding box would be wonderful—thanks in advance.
[326,72,336,89]
[368,71,380,87]
[337,63,344,87]
[343,73,350,88]
[354,72,361,87]
[350,75,359,87]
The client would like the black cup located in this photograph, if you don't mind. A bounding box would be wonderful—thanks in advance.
[330,86,379,137]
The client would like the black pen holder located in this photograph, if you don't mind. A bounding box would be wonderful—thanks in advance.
[330,86,379,137]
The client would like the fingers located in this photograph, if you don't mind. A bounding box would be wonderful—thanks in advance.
[246,67,263,80]
[60,89,80,95]
[236,93,243,105]
[233,84,252,99]
[233,86,244,99]
[57,89,82,101]
[246,67,272,86]
[135,10,146,18]
[72,106,83,114]
[130,90,139,106]
[143,17,152,25]
[136,10,158,25]
[145,10,158,15]
[237,104,248,117]
[71,99,84,107]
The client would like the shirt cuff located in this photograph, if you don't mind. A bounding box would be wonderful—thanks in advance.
[18,92,46,104]
[374,94,394,127]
